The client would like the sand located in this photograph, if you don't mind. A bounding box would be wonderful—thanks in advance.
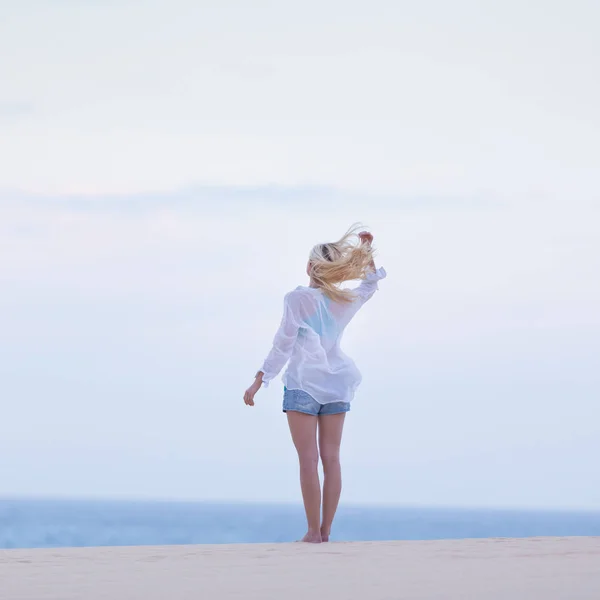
[1,537,599,599]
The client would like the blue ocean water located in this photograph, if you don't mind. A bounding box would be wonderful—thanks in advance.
[1,498,599,550]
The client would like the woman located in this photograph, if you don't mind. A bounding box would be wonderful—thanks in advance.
[243,226,386,543]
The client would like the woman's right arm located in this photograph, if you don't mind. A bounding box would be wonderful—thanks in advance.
[243,291,302,406]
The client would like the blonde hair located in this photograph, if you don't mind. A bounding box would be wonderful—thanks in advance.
[309,224,375,303]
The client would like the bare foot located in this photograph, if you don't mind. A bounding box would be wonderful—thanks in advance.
[320,528,330,542]
[298,531,322,543]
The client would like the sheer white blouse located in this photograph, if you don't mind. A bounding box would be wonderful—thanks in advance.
[259,267,387,404]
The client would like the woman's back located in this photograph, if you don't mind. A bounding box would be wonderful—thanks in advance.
[261,267,387,404]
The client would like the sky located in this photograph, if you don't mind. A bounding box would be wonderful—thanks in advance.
[0,0,599,509]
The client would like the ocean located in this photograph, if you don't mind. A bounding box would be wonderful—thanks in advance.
[1,499,600,549]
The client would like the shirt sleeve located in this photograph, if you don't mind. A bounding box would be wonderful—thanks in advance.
[353,266,387,305]
[259,291,303,387]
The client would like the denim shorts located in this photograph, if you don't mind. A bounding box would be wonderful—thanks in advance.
[283,387,350,416]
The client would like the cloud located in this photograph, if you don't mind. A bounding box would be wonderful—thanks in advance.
[0,184,500,217]
[0,101,33,119]
[1,1,598,195]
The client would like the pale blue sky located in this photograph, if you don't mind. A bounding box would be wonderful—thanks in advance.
[0,0,599,508]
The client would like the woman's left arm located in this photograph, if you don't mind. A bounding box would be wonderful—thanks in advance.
[353,230,386,305]
[243,291,301,407]
[353,266,387,305]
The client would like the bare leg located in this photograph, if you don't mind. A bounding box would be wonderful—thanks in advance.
[318,413,346,542]
[287,411,321,543]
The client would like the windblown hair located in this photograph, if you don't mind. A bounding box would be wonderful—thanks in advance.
[309,224,375,303]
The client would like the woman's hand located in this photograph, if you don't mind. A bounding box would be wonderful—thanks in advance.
[359,231,376,270]
[244,372,263,406]
[359,231,373,245]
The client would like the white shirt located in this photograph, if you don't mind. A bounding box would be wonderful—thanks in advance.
[260,267,387,404]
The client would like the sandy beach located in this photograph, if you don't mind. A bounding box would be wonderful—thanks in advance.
[1,536,599,599]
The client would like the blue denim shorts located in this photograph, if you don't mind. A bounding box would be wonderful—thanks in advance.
[283,387,350,416]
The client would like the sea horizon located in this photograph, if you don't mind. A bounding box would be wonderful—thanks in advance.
[2,497,599,550]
